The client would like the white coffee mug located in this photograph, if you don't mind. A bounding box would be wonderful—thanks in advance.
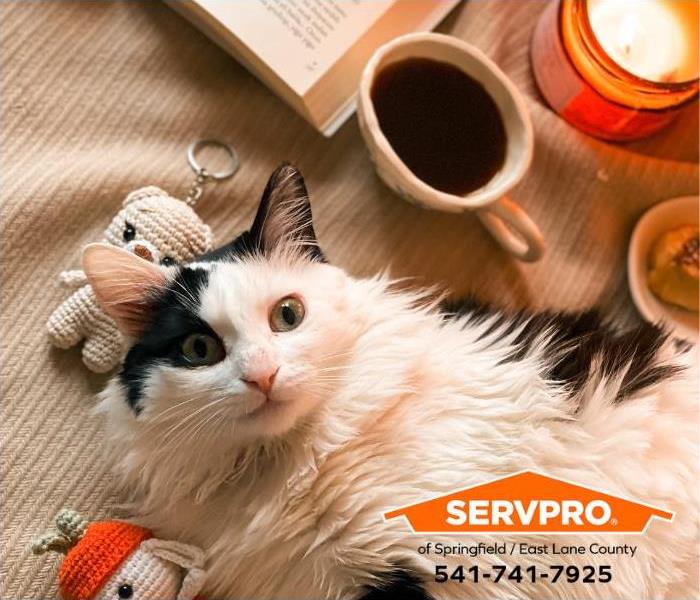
[357,33,545,262]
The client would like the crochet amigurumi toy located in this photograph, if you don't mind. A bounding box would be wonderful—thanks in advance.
[46,187,214,372]
[32,509,206,600]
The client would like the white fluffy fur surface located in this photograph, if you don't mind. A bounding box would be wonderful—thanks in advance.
[98,253,699,600]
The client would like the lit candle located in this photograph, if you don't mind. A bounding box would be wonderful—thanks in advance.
[591,0,699,83]
[531,0,699,141]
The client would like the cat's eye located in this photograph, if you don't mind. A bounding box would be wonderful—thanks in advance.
[270,296,305,332]
[180,333,225,366]
[160,256,176,266]
[123,222,136,242]
[117,584,133,599]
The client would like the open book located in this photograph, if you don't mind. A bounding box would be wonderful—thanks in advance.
[166,0,460,136]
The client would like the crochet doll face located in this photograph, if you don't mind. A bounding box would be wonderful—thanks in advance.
[103,188,213,267]
[33,514,204,600]
[94,547,180,600]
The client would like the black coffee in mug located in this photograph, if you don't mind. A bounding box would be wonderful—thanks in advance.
[370,57,507,196]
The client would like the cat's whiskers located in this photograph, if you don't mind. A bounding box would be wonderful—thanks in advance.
[144,386,232,430]
[168,407,226,457]
[162,399,228,444]
[160,396,230,445]
[146,396,207,427]
[163,409,224,452]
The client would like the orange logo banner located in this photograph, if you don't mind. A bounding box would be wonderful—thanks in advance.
[384,471,673,534]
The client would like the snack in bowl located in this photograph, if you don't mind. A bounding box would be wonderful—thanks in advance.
[647,225,699,312]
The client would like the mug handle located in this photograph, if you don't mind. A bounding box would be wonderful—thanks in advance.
[475,196,545,262]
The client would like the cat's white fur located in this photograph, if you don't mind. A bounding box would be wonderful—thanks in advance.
[98,250,699,600]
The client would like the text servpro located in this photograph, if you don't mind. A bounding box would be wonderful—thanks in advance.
[445,499,612,527]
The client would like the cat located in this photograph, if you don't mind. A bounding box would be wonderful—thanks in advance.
[84,164,698,600]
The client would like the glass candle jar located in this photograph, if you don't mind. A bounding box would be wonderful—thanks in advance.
[531,0,699,141]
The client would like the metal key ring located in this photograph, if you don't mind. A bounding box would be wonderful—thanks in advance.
[187,139,239,180]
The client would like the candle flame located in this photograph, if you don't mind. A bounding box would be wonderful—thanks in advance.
[589,0,691,83]
[616,14,640,57]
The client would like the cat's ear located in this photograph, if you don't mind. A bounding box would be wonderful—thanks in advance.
[82,243,167,338]
[250,163,322,259]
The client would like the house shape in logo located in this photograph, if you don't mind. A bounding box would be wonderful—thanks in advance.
[383,470,674,534]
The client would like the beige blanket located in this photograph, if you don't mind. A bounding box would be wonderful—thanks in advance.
[1,1,697,597]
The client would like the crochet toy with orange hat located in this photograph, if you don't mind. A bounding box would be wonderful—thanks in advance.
[32,509,206,600]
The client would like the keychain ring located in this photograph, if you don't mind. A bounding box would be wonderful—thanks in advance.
[187,139,239,180]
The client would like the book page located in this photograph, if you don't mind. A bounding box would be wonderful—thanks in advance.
[197,0,395,95]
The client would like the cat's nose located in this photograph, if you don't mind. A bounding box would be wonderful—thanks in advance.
[242,366,279,396]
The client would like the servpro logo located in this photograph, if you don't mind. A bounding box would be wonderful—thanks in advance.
[383,471,674,534]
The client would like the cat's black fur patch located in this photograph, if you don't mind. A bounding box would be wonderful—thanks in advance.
[198,230,258,263]
[359,569,433,600]
[120,267,213,413]
[442,297,681,406]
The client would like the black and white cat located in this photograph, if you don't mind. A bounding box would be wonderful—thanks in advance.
[84,165,698,600]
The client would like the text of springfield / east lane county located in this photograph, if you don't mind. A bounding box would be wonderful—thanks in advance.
[427,542,638,559]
